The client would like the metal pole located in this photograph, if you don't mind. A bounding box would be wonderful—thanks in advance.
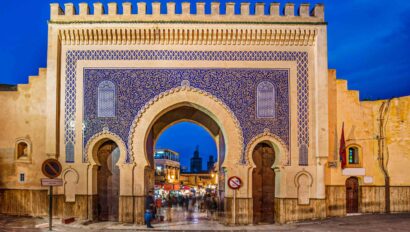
[49,186,53,231]
[233,189,236,225]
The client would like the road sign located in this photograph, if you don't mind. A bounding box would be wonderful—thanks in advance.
[228,176,242,190]
[41,159,62,179]
[41,159,62,231]
[41,178,63,186]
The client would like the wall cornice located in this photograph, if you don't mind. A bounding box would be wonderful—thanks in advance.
[58,27,317,46]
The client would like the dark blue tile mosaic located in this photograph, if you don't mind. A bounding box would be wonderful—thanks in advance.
[63,50,309,165]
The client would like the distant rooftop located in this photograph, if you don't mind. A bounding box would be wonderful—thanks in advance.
[0,84,17,91]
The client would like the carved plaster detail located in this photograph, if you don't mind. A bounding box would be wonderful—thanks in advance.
[128,85,244,164]
[62,168,79,202]
[58,28,318,46]
[245,130,290,167]
[294,169,314,205]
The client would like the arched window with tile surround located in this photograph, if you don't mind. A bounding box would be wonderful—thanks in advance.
[97,80,116,118]
[257,81,275,118]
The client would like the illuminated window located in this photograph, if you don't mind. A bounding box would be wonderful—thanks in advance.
[348,147,359,164]
[257,81,275,118]
[97,80,116,117]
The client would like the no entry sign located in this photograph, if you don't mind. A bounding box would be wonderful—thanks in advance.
[41,159,62,179]
[41,158,63,231]
[228,176,242,190]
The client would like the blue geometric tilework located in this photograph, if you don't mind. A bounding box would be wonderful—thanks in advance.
[83,69,289,164]
[63,50,309,165]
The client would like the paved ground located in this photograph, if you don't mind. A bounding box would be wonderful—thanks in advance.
[1,212,410,231]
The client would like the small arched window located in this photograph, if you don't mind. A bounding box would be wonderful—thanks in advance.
[257,81,275,118]
[348,147,359,164]
[17,142,28,159]
[66,142,74,163]
[15,138,32,163]
[97,80,116,117]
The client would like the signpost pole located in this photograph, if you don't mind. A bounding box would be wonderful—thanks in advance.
[233,189,236,224]
[49,186,53,231]
[227,176,241,225]
[41,158,62,231]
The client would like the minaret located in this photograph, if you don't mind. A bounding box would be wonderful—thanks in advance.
[207,155,215,171]
[190,146,202,173]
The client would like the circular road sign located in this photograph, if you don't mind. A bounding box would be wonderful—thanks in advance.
[42,159,62,179]
[228,176,242,190]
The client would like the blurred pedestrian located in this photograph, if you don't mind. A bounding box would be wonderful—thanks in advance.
[145,190,155,228]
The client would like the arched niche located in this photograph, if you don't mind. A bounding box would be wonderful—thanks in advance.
[246,130,289,198]
[15,137,32,163]
[84,129,129,196]
[62,168,79,202]
[294,170,313,205]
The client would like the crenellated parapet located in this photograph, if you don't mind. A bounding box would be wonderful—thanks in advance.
[50,2,325,23]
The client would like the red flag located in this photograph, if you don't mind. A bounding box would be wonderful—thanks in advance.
[339,123,347,169]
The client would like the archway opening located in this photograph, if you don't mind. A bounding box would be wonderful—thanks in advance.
[346,177,359,214]
[252,142,275,224]
[145,105,226,223]
[96,140,120,221]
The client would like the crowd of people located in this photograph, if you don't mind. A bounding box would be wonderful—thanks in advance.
[145,190,219,228]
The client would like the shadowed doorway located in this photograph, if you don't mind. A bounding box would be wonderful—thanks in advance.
[252,142,275,224]
[96,140,120,221]
[346,177,359,214]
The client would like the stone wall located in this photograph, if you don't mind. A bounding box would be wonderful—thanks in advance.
[325,186,345,217]
[390,186,410,212]
[0,189,48,216]
[274,198,326,223]
[327,70,410,187]
[326,70,410,216]
[0,68,47,189]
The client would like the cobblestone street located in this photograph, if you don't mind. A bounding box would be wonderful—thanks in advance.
[1,213,410,231]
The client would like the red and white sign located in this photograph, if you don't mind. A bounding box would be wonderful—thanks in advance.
[228,176,242,190]
[41,178,63,186]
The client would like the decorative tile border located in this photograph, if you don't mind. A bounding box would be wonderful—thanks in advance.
[64,50,309,164]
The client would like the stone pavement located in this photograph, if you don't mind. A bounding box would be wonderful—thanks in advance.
[1,213,410,231]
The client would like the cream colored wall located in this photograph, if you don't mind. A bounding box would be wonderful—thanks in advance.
[327,70,410,187]
[366,96,410,186]
[52,18,328,201]
[0,69,47,189]
[42,1,329,205]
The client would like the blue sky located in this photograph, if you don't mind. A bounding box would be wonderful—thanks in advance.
[156,122,217,171]
[1,1,409,166]
[1,1,409,99]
